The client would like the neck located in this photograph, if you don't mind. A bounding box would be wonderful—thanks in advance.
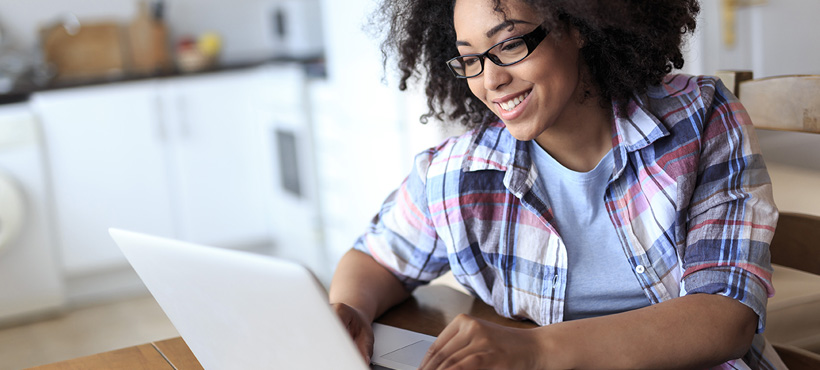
[533,95,612,172]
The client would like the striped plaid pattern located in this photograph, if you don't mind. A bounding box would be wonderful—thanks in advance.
[354,74,781,369]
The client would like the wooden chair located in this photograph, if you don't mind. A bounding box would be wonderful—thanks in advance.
[772,343,820,370]
[718,72,820,134]
[719,71,820,368]
[770,212,820,275]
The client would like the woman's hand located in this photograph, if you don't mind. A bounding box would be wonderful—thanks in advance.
[331,302,375,364]
[419,314,550,370]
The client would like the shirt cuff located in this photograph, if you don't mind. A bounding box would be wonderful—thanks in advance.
[351,238,429,291]
[682,266,770,333]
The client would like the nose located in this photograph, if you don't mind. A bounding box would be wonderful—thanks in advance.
[481,58,511,91]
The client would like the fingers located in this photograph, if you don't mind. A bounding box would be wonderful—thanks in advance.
[418,314,460,369]
[355,325,375,364]
[331,303,374,364]
[426,342,490,370]
[437,350,492,370]
[420,314,537,370]
[420,314,479,370]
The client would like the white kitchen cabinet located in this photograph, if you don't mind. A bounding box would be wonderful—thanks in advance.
[32,67,285,277]
[159,70,271,247]
[32,81,176,275]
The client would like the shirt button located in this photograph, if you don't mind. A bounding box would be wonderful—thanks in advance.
[636,265,646,274]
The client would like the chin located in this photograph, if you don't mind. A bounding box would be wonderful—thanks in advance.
[499,119,537,141]
[503,126,538,142]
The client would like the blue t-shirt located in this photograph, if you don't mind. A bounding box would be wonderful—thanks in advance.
[528,140,649,320]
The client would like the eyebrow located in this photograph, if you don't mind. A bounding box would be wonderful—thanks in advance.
[455,19,533,47]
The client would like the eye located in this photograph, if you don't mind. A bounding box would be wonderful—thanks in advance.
[500,39,526,52]
[462,57,480,67]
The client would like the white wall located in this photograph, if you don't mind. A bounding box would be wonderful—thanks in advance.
[314,0,458,273]
[0,0,312,64]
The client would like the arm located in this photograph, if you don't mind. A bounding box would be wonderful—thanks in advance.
[329,249,411,323]
[420,293,756,370]
[329,249,411,364]
[556,293,756,368]
[540,293,756,368]
[330,145,453,363]
[329,145,446,322]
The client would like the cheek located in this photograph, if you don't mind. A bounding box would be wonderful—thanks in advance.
[467,79,491,105]
[531,54,580,98]
[466,78,483,97]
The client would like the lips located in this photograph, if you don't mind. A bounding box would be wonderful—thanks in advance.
[493,90,532,121]
[499,91,529,111]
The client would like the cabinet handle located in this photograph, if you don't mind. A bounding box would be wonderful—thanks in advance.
[155,92,167,141]
[178,95,190,139]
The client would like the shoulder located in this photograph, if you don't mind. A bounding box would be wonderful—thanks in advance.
[410,127,476,183]
[646,74,736,110]
[642,74,741,130]
[414,122,512,180]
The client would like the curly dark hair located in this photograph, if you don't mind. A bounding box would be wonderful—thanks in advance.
[372,0,700,128]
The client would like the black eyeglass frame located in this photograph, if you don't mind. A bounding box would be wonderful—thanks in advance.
[446,26,549,79]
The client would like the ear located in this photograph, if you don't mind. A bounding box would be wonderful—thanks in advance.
[572,28,585,49]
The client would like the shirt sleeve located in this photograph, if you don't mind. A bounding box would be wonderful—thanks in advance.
[681,78,777,333]
[352,147,451,291]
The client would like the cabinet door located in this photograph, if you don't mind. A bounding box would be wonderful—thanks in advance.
[160,71,270,246]
[32,81,175,274]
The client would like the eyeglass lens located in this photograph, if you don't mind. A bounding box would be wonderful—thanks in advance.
[448,37,531,77]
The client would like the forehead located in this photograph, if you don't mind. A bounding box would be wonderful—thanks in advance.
[453,0,537,39]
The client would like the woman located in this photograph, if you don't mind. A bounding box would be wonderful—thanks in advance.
[330,0,782,368]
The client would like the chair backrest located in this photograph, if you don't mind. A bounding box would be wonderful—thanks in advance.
[717,71,820,134]
[772,343,820,370]
[769,212,820,275]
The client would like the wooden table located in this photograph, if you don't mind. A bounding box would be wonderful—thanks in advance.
[28,284,820,369]
[27,336,203,370]
[28,285,490,370]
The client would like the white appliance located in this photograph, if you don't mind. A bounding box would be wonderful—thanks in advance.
[254,64,327,281]
[0,103,64,324]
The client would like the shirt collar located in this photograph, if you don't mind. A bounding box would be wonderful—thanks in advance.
[459,92,671,194]
[462,121,515,173]
[461,122,535,198]
[610,92,671,180]
[611,93,670,152]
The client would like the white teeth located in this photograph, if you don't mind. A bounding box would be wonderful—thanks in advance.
[500,92,529,112]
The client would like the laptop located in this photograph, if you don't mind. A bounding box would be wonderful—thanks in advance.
[109,228,436,370]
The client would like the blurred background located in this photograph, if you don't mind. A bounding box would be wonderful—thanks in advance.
[0,0,818,368]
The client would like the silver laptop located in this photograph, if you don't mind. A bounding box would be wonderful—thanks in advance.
[109,228,436,370]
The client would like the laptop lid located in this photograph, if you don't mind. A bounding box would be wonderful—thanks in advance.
[110,228,368,370]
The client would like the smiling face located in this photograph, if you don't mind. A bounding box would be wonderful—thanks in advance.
[453,0,585,142]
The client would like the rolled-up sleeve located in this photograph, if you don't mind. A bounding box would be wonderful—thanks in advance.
[352,148,451,291]
[681,80,777,333]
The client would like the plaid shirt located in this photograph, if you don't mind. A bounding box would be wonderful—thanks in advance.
[354,75,781,369]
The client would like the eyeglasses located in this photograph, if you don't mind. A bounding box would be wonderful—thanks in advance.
[446,26,548,78]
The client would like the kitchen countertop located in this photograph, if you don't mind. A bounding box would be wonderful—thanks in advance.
[0,56,324,105]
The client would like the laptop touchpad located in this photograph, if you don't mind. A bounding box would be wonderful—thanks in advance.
[380,340,434,367]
